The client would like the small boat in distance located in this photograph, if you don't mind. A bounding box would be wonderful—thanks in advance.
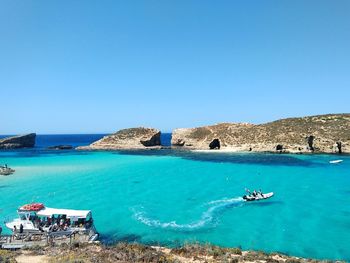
[5,203,98,240]
[243,189,274,202]
[329,160,343,164]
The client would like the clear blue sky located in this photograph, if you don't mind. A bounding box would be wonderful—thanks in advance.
[0,1,349,134]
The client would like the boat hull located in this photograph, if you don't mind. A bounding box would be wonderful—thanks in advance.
[243,192,274,201]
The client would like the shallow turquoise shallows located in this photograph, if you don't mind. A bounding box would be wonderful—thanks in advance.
[1,150,350,261]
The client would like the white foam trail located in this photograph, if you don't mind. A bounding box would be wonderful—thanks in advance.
[207,197,243,205]
[133,197,244,230]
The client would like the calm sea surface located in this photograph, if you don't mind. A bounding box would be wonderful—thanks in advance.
[0,134,349,260]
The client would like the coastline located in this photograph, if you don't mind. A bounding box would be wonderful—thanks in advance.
[190,148,350,155]
[3,242,344,263]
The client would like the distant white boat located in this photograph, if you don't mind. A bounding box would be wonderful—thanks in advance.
[243,192,274,202]
[329,160,343,164]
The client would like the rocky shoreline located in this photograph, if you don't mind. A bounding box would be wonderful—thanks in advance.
[171,114,350,154]
[1,242,343,263]
[74,114,350,154]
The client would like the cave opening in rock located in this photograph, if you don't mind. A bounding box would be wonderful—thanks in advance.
[307,136,315,151]
[209,139,220,149]
[336,141,342,154]
[276,144,283,151]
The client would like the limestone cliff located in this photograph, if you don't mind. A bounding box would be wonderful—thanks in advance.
[0,133,36,149]
[171,114,350,153]
[77,127,161,150]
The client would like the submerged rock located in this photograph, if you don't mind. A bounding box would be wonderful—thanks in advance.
[77,127,161,150]
[0,133,36,149]
[48,145,73,150]
[171,114,350,153]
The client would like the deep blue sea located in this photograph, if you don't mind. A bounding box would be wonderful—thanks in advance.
[1,134,350,261]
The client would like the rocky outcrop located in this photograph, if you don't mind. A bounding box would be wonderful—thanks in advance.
[0,133,36,149]
[77,127,161,150]
[171,114,350,153]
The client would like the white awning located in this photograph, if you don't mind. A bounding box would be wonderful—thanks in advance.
[36,207,91,219]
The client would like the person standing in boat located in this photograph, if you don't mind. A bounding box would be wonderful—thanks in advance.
[19,223,23,234]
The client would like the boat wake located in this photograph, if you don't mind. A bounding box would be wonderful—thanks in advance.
[133,197,244,231]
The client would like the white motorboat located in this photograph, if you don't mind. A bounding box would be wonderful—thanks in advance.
[5,203,98,236]
[243,192,274,202]
[329,160,343,164]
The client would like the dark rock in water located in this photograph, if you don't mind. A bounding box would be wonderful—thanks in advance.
[209,139,220,149]
[0,133,36,149]
[48,145,73,150]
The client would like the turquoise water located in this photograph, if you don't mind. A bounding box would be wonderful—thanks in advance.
[1,149,350,260]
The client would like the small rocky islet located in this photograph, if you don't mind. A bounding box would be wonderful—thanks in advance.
[76,127,161,150]
[0,133,36,149]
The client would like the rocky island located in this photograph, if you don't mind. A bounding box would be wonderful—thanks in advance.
[77,127,161,150]
[0,133,36,149]
[172,114,350,154]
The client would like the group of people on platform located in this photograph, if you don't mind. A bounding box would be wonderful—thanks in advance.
[14,214,91,233]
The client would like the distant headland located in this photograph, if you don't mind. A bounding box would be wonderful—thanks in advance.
[171,113,350,154]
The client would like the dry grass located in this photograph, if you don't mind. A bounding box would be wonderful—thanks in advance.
[0,249,17,263]
[2,242,345,263]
